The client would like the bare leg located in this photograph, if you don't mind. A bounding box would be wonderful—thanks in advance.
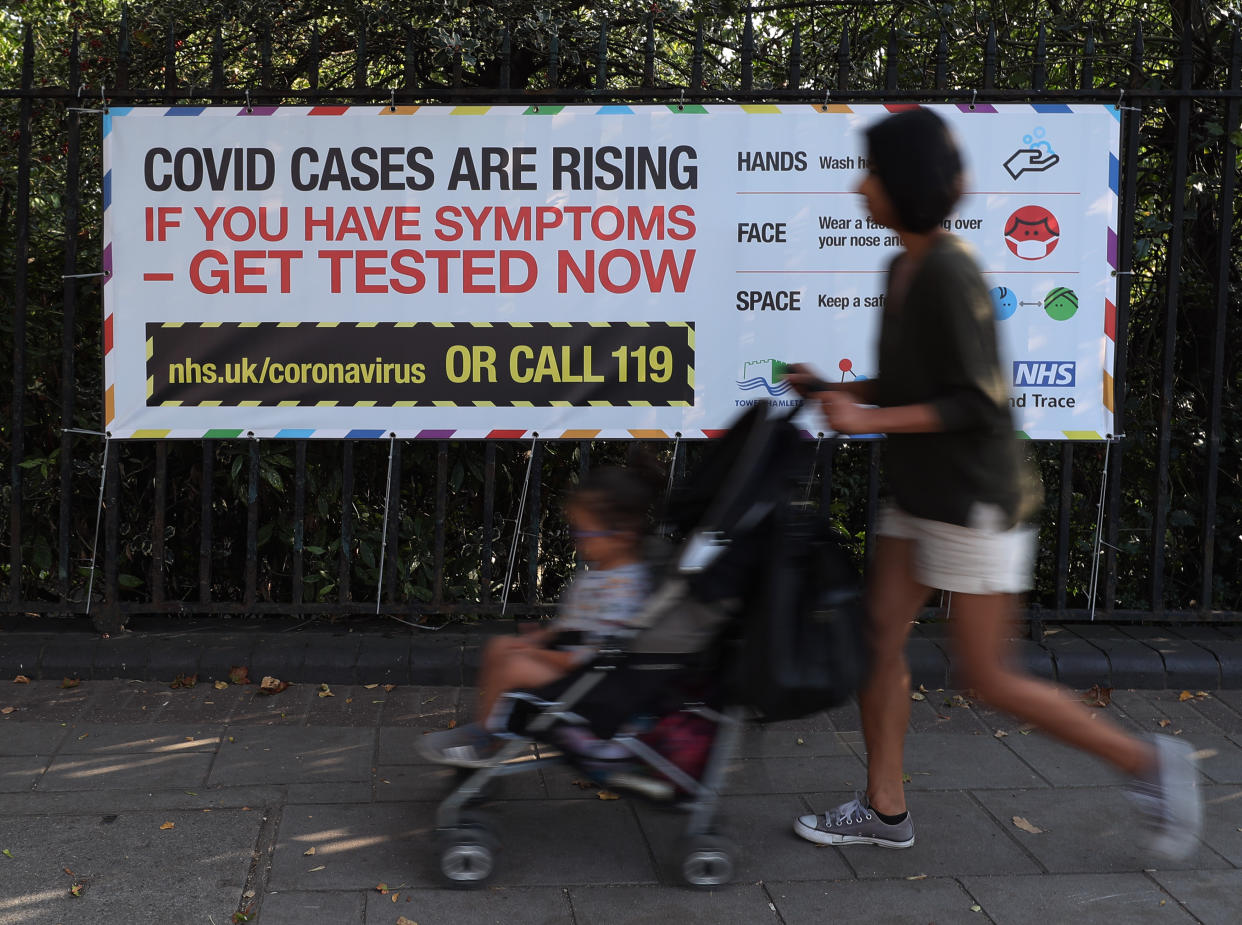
[949,592,1153,777]
[476,644,567,724]
[860,536,933,815]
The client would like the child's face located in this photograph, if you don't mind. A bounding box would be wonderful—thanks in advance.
[567,503,635,568]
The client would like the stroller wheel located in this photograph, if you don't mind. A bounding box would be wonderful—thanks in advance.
[437,813,500,889]
[675,833,736,889]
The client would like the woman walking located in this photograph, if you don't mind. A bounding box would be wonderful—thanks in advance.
[786,107,1202,860]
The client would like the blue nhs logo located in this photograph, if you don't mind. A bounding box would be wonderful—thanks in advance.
[1013,361,1076,387]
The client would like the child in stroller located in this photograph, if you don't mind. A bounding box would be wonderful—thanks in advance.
[422,403,866,889]
[419,459,661,767]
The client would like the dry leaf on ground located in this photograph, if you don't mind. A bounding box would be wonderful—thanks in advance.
[308,865,325,872]
[993,729,1008,738]
[910,691,926,701]
[1011,816,1043,834]
[318,684,334,698]
[159,822,175,831]
[61,678,81,689]
[1082,684,1112,708]
[228,666,252,685]
[364,684,379,690]
[258,676,289,695]
[303,846,316,856]
[68,881,86,897]
[597,790,619,800]
[13,675,29,684]
[0,707,15,715]
[170,674,198,690]
[383,683,397,692]
[214,681,228,691]
[396,917,418,925]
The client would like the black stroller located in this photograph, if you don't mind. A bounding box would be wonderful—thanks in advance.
[429,400,867,889]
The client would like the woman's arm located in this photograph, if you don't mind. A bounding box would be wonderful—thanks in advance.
[822,392,943,436]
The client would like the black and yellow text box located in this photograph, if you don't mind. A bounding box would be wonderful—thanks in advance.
[146,321,695,407]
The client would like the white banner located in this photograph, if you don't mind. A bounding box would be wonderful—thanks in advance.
[101,103,1120,440]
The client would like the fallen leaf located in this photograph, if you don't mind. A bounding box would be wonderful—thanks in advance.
[345,698,353,704]
[61,678,81,689]
[258,676,289,696]
[383,683,397,692]
[446,719,457,729]
[1082,684,1112,708]
[159,821,175,831]
[391,892,399,902]
[1,849,12,859]
[229,666,252,685]
[318,684,334,698]
[169,673,198,690]
[1158,718,1171,727]
[68,882,86,897]
[902,773,912,783]
[0,707,14,715]
[303,846,316,856]
[375,882,389,893]
[214,681,228,691]
[571,779,594,789]
[993,729,1008,738]
[597,790,620,800]
[905,873,927,880]
[396,917,418,925]
[364,684,379,690]
[1011,816,1043,834]
[308,865,325,872]
[910,691,926,701]
[1179,690,1194,702]
[796,737,805,745]
[970,905,982,913]
[13,675,29,684]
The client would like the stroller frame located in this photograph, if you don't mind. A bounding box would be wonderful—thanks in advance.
[435,661,746,889]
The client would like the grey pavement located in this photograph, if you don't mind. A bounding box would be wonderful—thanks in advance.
[1,679,1240,925]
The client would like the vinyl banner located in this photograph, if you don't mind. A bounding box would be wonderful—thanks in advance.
[101,103,1120,440]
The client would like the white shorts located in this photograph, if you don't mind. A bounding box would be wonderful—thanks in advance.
[875,503,1036,595]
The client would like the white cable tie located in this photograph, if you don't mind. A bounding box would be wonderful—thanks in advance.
[245,89,252,113]
[390,87,397,111]
[376,433,397,615]
[61,271,109,279]
[970,88,978,110]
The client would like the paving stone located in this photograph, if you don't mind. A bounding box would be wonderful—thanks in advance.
[971,786,1231,873]
[634,792,853,884]
[1107,690,1224,737]
[0,784,283,816]
[2,685,95,723]
[735,726,853,758]
[768,876,983,925]
[374,761,549,803]
[154,684,252,724]
[74,683,173,723]
[1198,783,1242,865]
[806,789,1042,878]
[0,808,260,925]
[846,730,1049,791]
[367,886,572,924]
[258,890,366,925]
[723,754,867,796]
[286,781,377,804]
[208,727,375,787]
[997,729,1127,788]
[906,637,951,689]
[488,799,658,886]
[0,756,47,792]
[304,684,388,726]
[227,683,316,725]
[0,722,67,756]
[571,883,773,925]
[266,801,447,890]
[1148,869,1242,925]
[379,685,461,728]
[55,722,220,754]
[961,872,1198,924]
[37,751,216,792]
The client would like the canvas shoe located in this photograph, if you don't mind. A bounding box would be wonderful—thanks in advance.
[417,722,502,768]
[1125,734,1204,860]
[794,792,915,848]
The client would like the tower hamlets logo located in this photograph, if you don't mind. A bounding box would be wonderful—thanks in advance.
[736,358,794,397]
[1004,206,1060,260]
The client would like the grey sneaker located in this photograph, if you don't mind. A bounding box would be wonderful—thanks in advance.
[1126,734,1204,860]
[417,723,502,768]
[794,792,915,848]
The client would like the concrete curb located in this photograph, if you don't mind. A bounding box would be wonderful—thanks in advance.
[2,618,1239,689]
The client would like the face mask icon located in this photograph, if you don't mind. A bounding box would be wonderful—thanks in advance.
[1004,206,1060,260]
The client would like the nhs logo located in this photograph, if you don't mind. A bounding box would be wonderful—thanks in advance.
[1013,360,1076,387]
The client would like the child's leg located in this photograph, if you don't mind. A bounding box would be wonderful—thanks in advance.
[948,591,1152,776]
[476,647,572,725]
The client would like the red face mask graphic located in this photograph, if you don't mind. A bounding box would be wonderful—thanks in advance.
[1004,206,1060,260]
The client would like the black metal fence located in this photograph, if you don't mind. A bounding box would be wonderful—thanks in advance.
[2,8,1239,633]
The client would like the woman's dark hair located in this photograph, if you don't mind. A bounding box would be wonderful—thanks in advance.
[865,107,963,233]
[568,451,665,535]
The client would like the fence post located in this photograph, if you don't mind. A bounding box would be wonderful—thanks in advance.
[59,31,83,605]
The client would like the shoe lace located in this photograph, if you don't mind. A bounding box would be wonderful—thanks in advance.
[826,791,873,827]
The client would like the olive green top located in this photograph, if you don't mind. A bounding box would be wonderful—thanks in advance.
[873,235,1042,528]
